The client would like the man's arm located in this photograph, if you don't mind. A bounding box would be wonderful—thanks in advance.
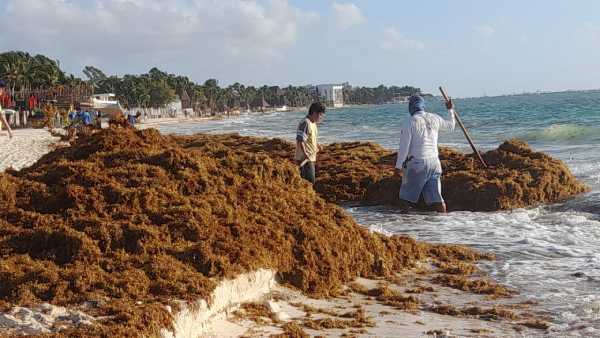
[296,141,310,162]
[438,99,456,131]
[296,120,311,164]
[394,119,412,175]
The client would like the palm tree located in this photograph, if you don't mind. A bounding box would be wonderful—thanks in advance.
[0,52,26,91]
[0,51,65,91]
[203,79,219,113]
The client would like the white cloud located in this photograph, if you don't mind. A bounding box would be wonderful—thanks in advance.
[0,0,318,71]
[475,25,496,38]
[379,27,424,52]
[332,2,366,31]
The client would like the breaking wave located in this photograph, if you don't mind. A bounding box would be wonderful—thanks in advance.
[525,124,599,142]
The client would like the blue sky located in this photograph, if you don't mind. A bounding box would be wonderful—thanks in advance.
[1,0,599,97]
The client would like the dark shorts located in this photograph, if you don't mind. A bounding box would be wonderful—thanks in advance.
[300,161,316,184]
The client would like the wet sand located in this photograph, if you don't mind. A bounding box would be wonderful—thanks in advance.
[207,270,545,338]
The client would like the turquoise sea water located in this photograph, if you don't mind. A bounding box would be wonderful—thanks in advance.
[156,90,600,335]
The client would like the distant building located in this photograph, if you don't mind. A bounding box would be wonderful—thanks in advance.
[316,84,344,108]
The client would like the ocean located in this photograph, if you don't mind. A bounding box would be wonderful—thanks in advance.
[155,90,600,334]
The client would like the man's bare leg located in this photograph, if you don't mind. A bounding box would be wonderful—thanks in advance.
[395,199,417,213]
[429,202,447,213]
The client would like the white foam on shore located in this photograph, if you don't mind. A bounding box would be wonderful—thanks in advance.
[0,129,59,172]
[160,269,277,338]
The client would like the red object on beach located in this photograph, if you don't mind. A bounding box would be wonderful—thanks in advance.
[28,95,38,109]
[1,94,13,108]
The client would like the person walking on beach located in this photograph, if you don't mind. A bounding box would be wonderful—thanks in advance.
[127,111,141,127]
[0,80,14,139]
[395,95,455,213]
[295,102,326,185]
[68,108,77,123]
[80,108,93,126]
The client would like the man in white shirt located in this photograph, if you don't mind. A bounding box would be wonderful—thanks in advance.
[394,95,455,213]
[0,80,14,139]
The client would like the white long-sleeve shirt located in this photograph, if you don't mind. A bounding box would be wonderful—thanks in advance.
[395,109,456,169]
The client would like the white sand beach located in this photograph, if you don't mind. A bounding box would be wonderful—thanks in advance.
[0,266,547,337]
[0,129,60,172]
[196,269,543,338]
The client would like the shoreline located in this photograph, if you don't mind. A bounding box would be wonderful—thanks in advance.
[201,267,546,338]
[136,107,307,129]
[138,116,219,127]
[0,266,545,337]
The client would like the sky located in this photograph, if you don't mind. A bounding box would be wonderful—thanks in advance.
[1,0,599,97]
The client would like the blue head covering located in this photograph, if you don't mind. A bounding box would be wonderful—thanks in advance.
[0,79,6,88]
[408,95,425,115]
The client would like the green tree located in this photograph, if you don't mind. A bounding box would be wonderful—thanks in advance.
[0,51,67,91]
[83,66,107,88]
[148,81,176,107]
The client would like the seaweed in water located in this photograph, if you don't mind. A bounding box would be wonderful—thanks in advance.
[177,134,587,211]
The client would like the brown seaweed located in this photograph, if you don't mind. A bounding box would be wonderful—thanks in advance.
[0,128,489,336]
[176,134,587,211]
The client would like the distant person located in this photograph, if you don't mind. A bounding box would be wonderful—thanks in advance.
[68,108,77,123]
[0,80,13,139]
[295,102,326,184]
[80,109,93,126]
[127,111,140,127]
[66,107,79,138]
[71,106,84,124]
[94,111,102,128]
[395,95,455,213]
[67,105,84,138]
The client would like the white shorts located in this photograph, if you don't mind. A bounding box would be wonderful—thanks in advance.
[399,157,444,205]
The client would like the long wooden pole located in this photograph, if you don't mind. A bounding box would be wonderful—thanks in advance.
[439,86,488,168]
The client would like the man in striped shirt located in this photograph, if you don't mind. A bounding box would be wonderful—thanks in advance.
[295,102,326,184]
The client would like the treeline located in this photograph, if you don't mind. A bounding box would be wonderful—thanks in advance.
[344,85,423,105]
[91,68,320,112]
[1,51,423,110]
[0,51,83,90]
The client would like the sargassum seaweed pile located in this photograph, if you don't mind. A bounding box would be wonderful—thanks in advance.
[0,129,487,336]
[177,134,588,211]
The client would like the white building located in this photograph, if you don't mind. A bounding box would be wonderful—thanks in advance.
[316,84,344,108]
[90,93,124,118]
[92,93,117,101]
